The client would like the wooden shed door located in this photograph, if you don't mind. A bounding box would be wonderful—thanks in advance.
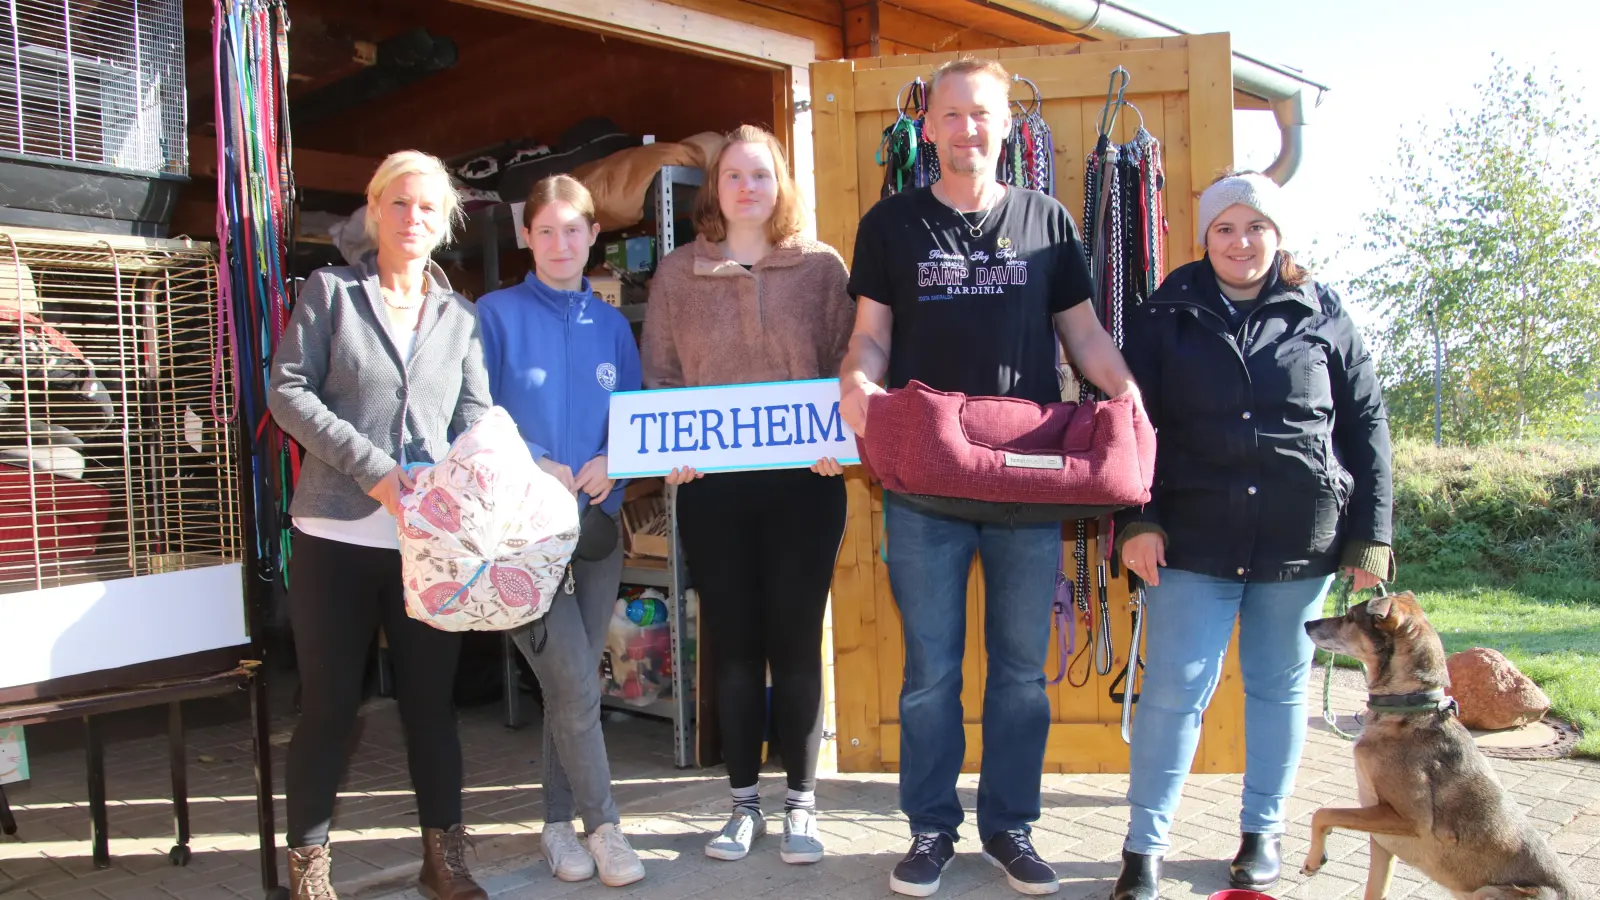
[814,35,1247,775]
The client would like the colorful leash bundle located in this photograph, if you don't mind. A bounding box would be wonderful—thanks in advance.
[877,79,940,198]
[1066,69,1169,727]
[214,0,298,588]
[878,75,1052,196]
[997,94,1055,194]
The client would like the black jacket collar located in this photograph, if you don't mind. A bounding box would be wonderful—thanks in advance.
[1160,255,1319,319]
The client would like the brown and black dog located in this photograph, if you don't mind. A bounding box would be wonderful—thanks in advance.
[1302,591,1587,900]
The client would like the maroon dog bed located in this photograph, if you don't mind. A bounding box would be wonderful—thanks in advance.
[858,381,1156,524]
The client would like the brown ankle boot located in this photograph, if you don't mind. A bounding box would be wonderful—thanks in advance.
[419,825,487,900]
[287,845,338,899]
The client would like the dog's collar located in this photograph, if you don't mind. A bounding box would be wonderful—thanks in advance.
[1366,688,1459,717]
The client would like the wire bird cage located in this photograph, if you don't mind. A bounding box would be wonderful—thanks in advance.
[0,227,240,594]
[0,0,187,175]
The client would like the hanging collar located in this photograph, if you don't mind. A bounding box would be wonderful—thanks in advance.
[691,234,807,277]
[1366,688,1460,718]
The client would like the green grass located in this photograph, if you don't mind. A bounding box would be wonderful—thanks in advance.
[1342,440,1600,757]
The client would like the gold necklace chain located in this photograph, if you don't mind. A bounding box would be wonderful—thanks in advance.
[380,285,424,311]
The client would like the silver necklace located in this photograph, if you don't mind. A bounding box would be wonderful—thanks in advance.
[954,206,994,238]
[944,185,1001,238]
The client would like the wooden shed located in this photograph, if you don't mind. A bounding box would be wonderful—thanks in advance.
[175,0,1323,775]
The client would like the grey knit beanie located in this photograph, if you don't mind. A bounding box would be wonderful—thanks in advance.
[1197,173,1287,246]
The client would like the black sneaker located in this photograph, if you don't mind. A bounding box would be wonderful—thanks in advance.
[890,832,956,897]
[981,829,1059,895]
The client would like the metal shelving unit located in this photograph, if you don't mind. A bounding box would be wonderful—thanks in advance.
[605,482,693,768]
[649,164,704,256]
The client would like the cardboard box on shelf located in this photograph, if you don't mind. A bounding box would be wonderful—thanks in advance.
[623,477,664,503]
[590,275,623,307]
[604,236,656,274]
[621,493,669,559]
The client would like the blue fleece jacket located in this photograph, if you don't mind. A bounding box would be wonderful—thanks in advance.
[478,272,641,515]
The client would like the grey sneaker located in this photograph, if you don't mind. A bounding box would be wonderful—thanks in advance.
[704,806,766,861]
[779,808,824,864]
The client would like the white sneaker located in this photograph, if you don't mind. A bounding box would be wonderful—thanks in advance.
[587,822,646,887]
[541,821,595,882]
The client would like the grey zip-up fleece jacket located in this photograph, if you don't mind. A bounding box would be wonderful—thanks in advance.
[268,252,492,521]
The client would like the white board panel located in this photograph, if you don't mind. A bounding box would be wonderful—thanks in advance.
[607,379,859,478]
[0,564,247,689]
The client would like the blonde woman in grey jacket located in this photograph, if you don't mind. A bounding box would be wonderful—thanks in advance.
[268,150,491,900]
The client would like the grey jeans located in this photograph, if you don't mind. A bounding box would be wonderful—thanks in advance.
[512,520,623,832]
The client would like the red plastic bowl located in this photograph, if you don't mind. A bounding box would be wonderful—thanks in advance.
[1208,892,1276,900]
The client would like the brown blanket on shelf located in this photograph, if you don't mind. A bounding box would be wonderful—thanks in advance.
[573,132,724,231]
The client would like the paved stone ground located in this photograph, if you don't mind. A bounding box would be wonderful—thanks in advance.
[1,670,1595,900]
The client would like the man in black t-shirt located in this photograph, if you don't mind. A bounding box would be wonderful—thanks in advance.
[839,58,1140,898]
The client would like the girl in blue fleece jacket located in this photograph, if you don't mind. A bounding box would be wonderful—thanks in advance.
[476,175,644,888]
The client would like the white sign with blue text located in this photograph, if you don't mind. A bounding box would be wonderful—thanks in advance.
[607,379,859,478]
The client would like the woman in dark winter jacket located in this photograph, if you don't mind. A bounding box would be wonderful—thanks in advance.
[1110,172,1394,900]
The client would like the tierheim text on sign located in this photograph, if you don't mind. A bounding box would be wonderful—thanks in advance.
[606,379,860,478]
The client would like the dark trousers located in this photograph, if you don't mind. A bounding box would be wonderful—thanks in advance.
[677,469,847,793]
[284,531,464,847]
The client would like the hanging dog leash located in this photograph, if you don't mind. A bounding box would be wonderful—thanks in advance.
[1069,66,1168,696]
[1321,577,1388,741]
[1066,525,1095,687]
[1112,572,1147,743]
[1047,544,1078,685]
[1093,525,1116,677]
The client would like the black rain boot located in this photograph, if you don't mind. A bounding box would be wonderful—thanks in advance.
[1111,849,1161,900]
[1229,833,1281,890]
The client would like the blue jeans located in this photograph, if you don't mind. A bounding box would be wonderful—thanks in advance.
[1125,568,1334,855]
[885,494,1061,842]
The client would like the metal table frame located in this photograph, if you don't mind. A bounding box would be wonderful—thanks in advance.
[0,666,283,898]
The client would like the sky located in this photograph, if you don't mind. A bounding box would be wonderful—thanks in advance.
[1125,0,1600,323]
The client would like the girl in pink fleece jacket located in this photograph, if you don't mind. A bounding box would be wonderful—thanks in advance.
[642,125,853,868]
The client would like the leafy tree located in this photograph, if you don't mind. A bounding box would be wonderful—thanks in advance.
[1354,60,1600,443]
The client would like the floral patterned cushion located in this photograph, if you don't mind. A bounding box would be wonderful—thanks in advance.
[398,407,579,631]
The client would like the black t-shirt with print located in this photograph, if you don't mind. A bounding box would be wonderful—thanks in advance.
[847,186,1093,406]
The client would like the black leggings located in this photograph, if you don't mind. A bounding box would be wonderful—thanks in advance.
[285,531,464,848]
[677,469,847,793]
